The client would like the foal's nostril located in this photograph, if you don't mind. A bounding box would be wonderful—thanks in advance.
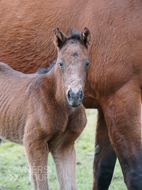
[68,88,72,100]
[68,91,71,99]
[79,89,83,100]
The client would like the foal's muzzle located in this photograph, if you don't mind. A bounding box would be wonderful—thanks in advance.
[67,88,84,107]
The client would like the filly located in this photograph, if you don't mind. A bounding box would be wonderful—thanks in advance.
[0,27,91,190]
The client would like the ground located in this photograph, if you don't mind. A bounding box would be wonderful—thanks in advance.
[0,110,127,190]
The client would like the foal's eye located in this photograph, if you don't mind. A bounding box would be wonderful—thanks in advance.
[59,63,64,69]
[85,60,90,70]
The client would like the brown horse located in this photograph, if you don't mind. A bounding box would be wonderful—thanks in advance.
[0,27,91,190]
[0,1,142,190]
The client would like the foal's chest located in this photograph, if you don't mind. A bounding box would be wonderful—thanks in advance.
[45,108,73,150]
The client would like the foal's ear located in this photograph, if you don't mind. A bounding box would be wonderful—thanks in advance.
[53,28,67,50]
[81,27,91,47]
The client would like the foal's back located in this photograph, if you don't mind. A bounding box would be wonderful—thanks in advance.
[0,62,40,144]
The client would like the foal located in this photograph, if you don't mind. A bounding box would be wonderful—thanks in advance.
[0,27,91,190]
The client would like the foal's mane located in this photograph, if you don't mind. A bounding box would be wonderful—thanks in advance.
[36,60,56,74]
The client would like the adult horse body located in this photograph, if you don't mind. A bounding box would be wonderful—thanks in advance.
[0,28,91,190]
[0,1,142,189]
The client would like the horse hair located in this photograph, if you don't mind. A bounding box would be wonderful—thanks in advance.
[36,60,56,74]
[69,29,81,40]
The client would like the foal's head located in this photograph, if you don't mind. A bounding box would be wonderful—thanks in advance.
[53,27,91,107]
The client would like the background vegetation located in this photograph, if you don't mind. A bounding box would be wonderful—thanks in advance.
[0,110,127,190]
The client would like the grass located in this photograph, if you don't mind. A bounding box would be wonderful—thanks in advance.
[0,110,127,190]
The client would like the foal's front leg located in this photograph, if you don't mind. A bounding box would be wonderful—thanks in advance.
[24,129,49,190]
[51,132,79,190]
[52,106,86,190]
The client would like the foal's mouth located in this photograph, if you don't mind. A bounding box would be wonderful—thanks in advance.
[67,98,82,107]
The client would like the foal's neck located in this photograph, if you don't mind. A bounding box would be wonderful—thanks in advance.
[43,63,70,109]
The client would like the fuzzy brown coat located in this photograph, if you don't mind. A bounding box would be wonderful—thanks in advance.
[0,1,142,189]
[0,28,91,190]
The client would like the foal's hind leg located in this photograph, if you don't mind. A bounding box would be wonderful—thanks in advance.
[24,127,49,190]
[102,82,142,190]
[51,132,79,190]
[92,109,116,190]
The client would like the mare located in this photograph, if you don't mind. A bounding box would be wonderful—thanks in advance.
[0,1,142,189]
[0,27,91,190]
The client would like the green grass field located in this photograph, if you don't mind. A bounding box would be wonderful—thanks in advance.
[0,110,127,190]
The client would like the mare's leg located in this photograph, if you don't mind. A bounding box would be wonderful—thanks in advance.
[24,126,49,190]
[103,82,142,190]
[92,109,116,190]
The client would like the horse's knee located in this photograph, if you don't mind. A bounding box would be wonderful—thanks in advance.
[120,153,142,190]
[94,155,116,189]
[93,145,116,190]
[122,167,142,190]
